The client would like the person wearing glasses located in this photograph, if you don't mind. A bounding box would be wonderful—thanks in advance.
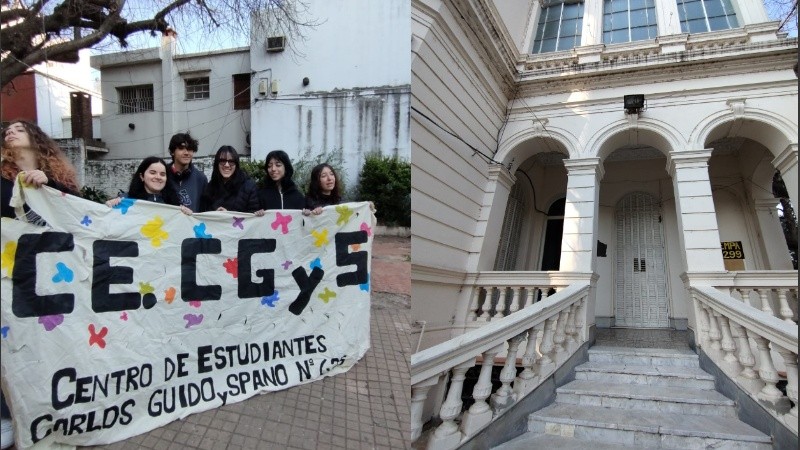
[200,146,262,214]
[166,132,207,212]
[257,150,305,210]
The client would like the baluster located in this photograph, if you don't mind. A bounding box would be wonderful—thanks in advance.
[490,333,525,415]
[776,289,794,324]
[514,326,541,397]
[522,287,535,308]
[755,289,775,316]
[707,307,723,354]
[775,347,798,433]
[738,288,752,307]
[461,345,503,437]
[411,376,439,441]
[729,323,763,395]
[552,309,569,364]
[494,287,507,319]
[427,361,474,450]
[752,335,791,411]
[573,297,586,343]
[717,315,742,375]
[537,316,557,377]
[695,300,710,349]
[564,303,578,354]
[508,287,521,315]
[468,287,483,322]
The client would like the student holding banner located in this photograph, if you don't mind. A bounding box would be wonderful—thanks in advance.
[1,119,82,449]
[303,163,342,216]
[166,132,207,213]
[257,150,305,211]
[106,156,192,215]
[200,146,262,214]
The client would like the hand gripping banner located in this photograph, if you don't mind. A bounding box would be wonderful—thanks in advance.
[0,180,374,448]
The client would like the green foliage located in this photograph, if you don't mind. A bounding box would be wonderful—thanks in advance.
[242,148,347,198]
[80,185,109,203]
[357,154,410,227]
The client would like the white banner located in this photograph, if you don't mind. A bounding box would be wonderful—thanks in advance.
[1,181,374,448]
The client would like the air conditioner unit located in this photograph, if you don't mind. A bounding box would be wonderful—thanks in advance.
[266,36,286,53]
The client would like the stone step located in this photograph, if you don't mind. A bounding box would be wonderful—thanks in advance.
[589,345,700,368]
[528,403,772,449]
[574,361,716,389]
[557,380,736,417]
[493,433,659,450]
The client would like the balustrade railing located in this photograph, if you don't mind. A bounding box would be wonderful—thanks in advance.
[689,271,799,324]
[689,285,798,435]
[411,282,591,449]
[462,272,592,323]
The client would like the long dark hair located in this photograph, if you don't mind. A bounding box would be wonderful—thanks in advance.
[127,156,181,205]
[264,150,296,190]
[307,163,341,204]
[205,145,246,198]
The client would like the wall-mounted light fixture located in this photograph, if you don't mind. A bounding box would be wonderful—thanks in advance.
[128,123,136,130]
[624,95,645,114]
[302,77,310,87]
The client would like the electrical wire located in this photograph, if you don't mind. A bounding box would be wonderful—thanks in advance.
[411,105,501,165]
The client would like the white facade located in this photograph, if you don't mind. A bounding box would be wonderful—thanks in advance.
[91,41,252,159]
[411,0,797,347]
[248,0,411,187]
[31,49,102,139]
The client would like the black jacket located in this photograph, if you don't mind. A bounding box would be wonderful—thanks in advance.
[201,178,260,213]
[258,180,305,210]
[305,193,339,210]
[168,163,208,213]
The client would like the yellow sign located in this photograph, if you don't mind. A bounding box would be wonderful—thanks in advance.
[721,241,745,259]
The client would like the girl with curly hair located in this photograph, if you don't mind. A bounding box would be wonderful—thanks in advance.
[1,119,80,220]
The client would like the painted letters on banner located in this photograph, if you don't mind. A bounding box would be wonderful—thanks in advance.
[0,182,374,449]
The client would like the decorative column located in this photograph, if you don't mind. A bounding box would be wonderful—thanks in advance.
[655,0,683,36]
[515,326,542,397]
[667,150,725,272]
[775,347,798,433]
[730,324,764,395]
[752,335,791,410]
[491,334,525,415]
[752,199,794,269]
[471,165,516,271]
[560,158,603,273]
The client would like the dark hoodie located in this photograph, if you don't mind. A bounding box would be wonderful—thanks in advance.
[257,151,305,210]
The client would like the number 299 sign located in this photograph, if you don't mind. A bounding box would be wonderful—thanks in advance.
[721,241,745,260]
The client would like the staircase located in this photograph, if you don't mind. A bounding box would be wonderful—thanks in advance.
[494,344,773,449]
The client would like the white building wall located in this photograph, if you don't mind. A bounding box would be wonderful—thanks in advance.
[249,0,411,188]
[33,49,102,139]
[92,46,251,160]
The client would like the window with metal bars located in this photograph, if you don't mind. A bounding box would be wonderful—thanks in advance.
[677,0,738,33]
[531,0,584,53]
[117,85,154,114]
[603,0,658,44]
[185,77,210,100]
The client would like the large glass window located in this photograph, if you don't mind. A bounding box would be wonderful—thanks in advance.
[117,85,154,114]
[603,0,658,44]
[677,0,738,33]
[532,0,584,54]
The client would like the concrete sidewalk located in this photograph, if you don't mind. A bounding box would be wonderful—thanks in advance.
[77,236,411,450]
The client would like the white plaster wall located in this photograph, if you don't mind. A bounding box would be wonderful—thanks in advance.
[249,0,411,186]
[93,48,251,160]
[34,50,102,139]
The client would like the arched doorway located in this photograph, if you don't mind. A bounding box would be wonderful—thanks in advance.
[614,192,669,328]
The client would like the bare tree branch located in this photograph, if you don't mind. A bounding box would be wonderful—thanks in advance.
[1,0,319,88]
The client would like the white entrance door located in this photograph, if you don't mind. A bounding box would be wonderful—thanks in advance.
[615,192,669,328]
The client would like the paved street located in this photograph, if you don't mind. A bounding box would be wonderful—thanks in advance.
[9,236,411,450]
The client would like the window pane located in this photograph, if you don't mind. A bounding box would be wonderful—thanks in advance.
[630,9,648,26]
[708,16,731,30]
[611,0,628,13]
[557,35,577,50]
[704,0,725,16]
[612,11,629,28]
[562,18,579,34]
[685,2,705,19]
[629,0,646,9]
[563,4,582,19]
[603,31,613,43]
[540,38,557,52]
[604,14,613,29]
[543,22,560,38]
[611,28,629,42]
[687,18,708,32]
[630,26,653,41]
